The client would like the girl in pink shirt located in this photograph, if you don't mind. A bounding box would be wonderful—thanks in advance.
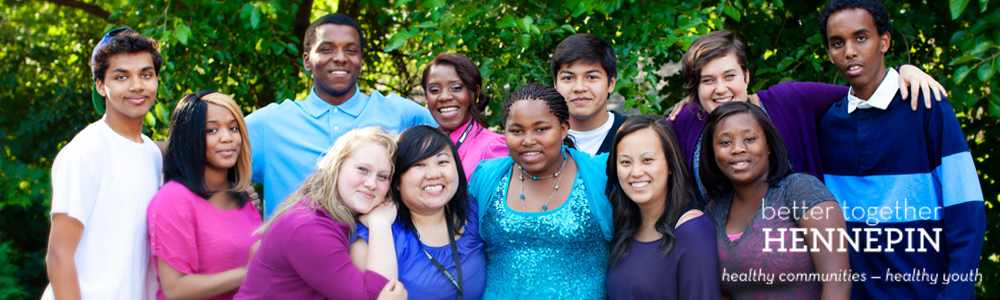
[422,53,508,180]
[147,91,262,300]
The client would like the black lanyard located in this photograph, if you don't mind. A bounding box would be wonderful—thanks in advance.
[414,210,463,300]
[453,122,475,150]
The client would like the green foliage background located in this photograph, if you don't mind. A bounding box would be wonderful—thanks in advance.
[1,0,997,298]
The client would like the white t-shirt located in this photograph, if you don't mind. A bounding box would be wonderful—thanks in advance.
[568,111,615,156]
[42,118,162,300]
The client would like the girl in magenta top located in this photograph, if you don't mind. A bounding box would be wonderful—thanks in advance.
[235,127,406,300]
[422,53,507,180]
[147,91,262,300]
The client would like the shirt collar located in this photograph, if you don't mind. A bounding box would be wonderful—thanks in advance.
[301,86,367,118]
[847,68,898,113]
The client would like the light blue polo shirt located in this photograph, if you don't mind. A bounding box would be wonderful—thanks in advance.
[246,86,436,217]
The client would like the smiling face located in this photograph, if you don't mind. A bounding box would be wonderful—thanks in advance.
[697,53,749,113]
[425,64,474,132]
[712,112,770,187]
[555,61,615,122]
[336,142,393,214]
[616,128,670,206]
[303,24,364,105]
[96,52,158,121]
[825,8,890,100]
[204,103,242,173]
[397,148,460,214]
[505,99,569,174]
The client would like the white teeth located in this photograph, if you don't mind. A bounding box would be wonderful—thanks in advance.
[733,162,748,167]
[523,152,541,156]
[630,182,650,189]
[714,97,732,103]
[439,107,459,113]
[331,71,348,75]
[848,66,860,71]
[424,185,443,192]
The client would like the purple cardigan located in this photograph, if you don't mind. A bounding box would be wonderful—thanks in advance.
[670,81,848,182]
[235,197,389,300]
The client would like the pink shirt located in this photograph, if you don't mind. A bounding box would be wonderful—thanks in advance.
[147,181,263,300]
[450,121,507,180]
[234,196,389,300]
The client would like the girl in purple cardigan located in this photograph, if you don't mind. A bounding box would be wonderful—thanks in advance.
[235,127,406,300]
[667,30,947,199]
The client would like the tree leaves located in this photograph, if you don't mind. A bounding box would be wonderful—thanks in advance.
[951,0,970,20]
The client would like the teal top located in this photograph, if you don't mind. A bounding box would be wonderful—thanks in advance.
[469,147,614,241]
[469,148,612,299]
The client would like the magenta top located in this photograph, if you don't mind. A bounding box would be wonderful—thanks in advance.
[449,121,507,181]
[234,197,390,300]
[670,81,848,183]
[147,181,263,300]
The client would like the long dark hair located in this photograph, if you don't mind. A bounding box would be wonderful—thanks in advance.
[502,83,576,148]
[698,101,792,199]
[391,125,470,233]
[164,90,252,207]
[421,52,489,128]
[606,115,697,264]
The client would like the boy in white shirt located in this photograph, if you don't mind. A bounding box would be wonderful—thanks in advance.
[43,28,164,300]
[551,33,627,156]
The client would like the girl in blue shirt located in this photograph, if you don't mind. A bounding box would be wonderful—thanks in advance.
[353,125,486,300]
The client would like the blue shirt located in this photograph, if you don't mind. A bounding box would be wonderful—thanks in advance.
[355,203,486,300]
[246,86,437,217]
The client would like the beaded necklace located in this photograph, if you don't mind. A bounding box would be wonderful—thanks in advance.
[516,151,569,211]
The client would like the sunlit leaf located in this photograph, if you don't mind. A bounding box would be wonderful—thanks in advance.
[175,23,191,45]
[251,6,261,29]
[954,65,973,84]
[950,0,970,20]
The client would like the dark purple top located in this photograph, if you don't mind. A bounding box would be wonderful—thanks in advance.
[606,214,722,300]
[670,81,848,183]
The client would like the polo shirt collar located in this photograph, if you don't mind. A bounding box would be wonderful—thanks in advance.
[847,68,898,113]
[302,86,367,118]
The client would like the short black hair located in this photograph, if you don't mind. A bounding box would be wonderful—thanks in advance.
[391,125,470,233]
[819,0,892,48]
[698,101,793,199]
[164,91,249,207]
[304,13,365,55]
[503,83,576,148]
[91,30,163,83]
[551,33,617,85]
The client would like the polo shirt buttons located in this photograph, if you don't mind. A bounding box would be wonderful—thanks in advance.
[333,108,338,113]
[334,126,340,130]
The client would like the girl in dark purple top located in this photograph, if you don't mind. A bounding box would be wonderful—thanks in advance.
[605,115,721,300]
[667,31,946,199]
[700,102,850,300]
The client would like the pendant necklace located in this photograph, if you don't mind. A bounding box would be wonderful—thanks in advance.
[518,151,568,211]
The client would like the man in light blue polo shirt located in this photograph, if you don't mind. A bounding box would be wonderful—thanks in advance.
[246,13,436,217]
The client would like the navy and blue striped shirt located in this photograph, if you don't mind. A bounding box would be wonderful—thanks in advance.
[819,88,984,300]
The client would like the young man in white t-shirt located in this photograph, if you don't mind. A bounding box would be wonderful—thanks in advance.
[43,28,164,300]
[552,33,627,156]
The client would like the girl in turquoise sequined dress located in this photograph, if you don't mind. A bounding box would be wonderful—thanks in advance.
[468,83,614,299]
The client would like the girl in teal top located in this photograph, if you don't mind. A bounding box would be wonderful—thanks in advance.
[468,83,613,299]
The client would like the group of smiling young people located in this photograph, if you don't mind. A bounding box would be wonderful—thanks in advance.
[44,0,985,299]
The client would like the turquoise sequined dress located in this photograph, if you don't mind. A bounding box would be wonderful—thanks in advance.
[480,168,610,299]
